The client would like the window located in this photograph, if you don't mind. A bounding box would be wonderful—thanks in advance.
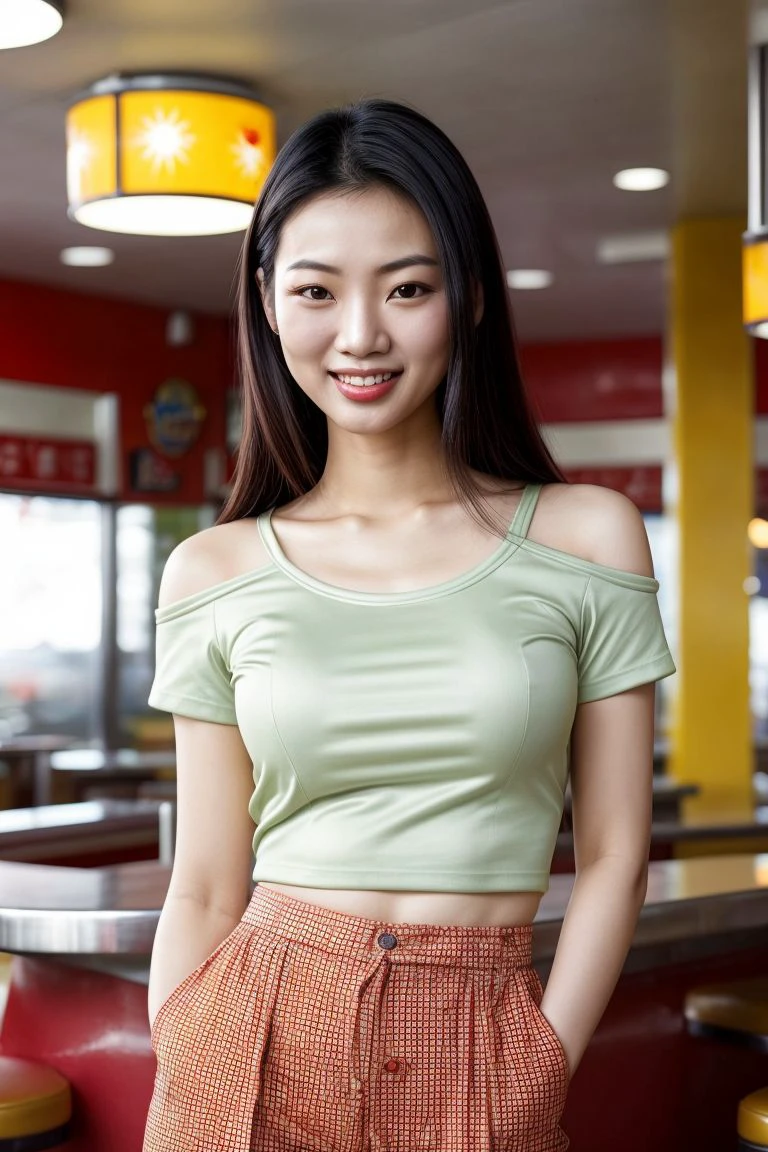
[0,493,102,740]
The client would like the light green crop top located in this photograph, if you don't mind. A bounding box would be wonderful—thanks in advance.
[148,484,676,894]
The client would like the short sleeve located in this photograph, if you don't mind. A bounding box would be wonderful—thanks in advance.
[148,598,238,725]
[577,572,676,704]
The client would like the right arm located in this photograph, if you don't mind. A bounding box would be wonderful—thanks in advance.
[147,535,256,1030]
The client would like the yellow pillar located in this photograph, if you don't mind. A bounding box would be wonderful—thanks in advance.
[666,217,754,815]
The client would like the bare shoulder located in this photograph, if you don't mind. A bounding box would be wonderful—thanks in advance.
[533,483,655,578]
[157,517,270,609]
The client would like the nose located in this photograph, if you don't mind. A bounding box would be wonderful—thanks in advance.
[334,295,390,357]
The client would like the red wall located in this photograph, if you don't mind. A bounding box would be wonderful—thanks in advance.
[0,279,232,504]
[519,336,664,422]
[11,279,766,512]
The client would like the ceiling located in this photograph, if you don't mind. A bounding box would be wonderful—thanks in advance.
[0,0,750,341]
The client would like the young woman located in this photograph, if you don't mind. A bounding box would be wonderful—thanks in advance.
[142,98,675,1152]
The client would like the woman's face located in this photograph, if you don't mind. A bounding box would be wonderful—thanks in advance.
[260,185,453,432]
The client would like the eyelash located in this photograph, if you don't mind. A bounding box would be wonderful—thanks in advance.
[289,282,432,302]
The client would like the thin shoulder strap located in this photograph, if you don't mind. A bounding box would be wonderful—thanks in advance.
[508,483,543,539]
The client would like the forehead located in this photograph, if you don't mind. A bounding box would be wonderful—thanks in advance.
[276,186,438,266]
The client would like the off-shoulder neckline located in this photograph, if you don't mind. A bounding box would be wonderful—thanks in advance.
[154,495,660,619]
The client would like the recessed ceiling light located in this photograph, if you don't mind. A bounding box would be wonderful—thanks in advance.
[613,167,670,192]
[506,269,553,290]
[60,246,115,267]
[0,0,64,49]
[596,231,670,264]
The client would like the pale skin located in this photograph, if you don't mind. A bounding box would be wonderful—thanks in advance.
[148,185,655,1084]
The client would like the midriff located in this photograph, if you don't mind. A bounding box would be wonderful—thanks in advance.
[257,882,543,927]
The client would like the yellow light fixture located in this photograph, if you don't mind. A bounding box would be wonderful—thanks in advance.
[66,73,276,237]
[744,44,768,336]
[743,237,768,336]
[749,518,768,549]
[0,0,63,49]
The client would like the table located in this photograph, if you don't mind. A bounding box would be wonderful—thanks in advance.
[44,748,176,805]
[553,810,768,871]
[0,799,164,866]
[0,736,75,808]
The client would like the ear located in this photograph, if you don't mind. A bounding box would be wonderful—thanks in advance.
[473,279,485,327]
[256,267,279,335]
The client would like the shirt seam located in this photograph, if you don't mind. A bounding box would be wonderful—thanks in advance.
[515,539,659,590]
[268,664,314,807]
[211,597,230,676]
[578,573,591,659]
[577,651,676,696]
[154,563,273,622]
[148,688,237,720]
[252,863,550,881]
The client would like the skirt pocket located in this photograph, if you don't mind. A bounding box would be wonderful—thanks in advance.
[149,918,242,1049]
[143,923,289,1152]
[488,966,570,1151]
[525,968,571,1085]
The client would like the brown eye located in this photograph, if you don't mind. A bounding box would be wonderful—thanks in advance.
[296,285,332,301]
[391,283,427,300]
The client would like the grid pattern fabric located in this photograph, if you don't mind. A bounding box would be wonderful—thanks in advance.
[143,884,570,1151]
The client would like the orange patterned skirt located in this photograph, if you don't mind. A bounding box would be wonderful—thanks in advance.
[143,883,570,1151]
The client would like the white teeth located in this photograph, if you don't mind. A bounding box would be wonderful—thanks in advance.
[336,372,396,387]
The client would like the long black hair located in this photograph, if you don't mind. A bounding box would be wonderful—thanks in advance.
[218,98,566,533]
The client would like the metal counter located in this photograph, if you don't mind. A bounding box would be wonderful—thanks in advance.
[0,854,767,972]
[0,859,170,954]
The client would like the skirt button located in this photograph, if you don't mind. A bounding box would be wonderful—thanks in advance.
[377,932,398,950]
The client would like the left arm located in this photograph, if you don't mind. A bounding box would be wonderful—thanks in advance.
[538,486,659,1078]
[540,682,654,1078]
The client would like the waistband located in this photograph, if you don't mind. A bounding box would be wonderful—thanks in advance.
[243,883,535,970]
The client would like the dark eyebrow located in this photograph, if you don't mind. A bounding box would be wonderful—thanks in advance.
[285,254,440,274]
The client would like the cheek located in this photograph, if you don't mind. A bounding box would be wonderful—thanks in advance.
[275,306,333,363]
[403,303,450,364]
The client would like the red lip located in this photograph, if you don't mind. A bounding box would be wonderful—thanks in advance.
[329,370,403,378]
[331,372,401,402]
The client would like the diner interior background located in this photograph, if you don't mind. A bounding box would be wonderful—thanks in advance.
[0,0,753,747]
[5,5,768,1152]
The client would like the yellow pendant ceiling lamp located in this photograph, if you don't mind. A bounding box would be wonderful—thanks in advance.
[66,73,276,237]
[0,0,63,49]
[744,44,768,337]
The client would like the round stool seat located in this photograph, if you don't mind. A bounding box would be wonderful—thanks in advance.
[0,1056,71,1148]
[739,1087,768,1149]
[685,977,768,1051]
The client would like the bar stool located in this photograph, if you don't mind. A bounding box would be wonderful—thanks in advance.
[739,1088,768,1150]
[0,1056,72,1150]
[684,976,768,1052]
[685,978,768,1149]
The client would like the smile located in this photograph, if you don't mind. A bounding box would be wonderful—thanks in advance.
[330,371,401,387]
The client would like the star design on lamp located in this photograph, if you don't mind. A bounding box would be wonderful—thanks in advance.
[65,73,276,235]
[66,127,95,202]
[135,108,196,173]
[231,127,266,178]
